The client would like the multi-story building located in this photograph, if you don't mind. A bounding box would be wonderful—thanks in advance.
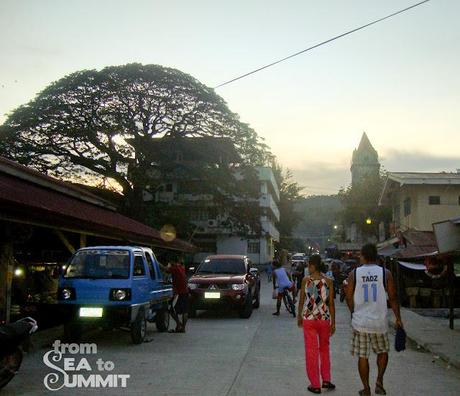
[144,137,280,266]
[379,172,460,232]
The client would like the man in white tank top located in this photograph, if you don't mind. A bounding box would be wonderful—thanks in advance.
[345,244,403,396]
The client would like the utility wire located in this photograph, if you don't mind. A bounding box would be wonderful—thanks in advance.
[214,0,431,89]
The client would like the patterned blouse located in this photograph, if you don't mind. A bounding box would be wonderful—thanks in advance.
[302,277,330,321]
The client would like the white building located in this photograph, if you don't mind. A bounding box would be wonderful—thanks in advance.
[175,166,280,266]
[379,172,460,232]
[145,138,280,266]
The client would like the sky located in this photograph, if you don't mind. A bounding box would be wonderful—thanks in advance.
[0,0,459,195]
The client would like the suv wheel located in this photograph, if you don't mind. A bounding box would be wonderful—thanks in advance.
[239,291,253,319]
[253,286,260,309]
[155,307,170,332]
[131,307,147,344]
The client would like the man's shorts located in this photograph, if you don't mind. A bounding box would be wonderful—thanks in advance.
[172,294,189,315]
[277,283,295,297]
[351,330,389,358]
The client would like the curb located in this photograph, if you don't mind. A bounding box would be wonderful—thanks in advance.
[388,315,460,369]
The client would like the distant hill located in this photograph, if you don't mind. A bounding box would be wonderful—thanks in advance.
[293,195,342,247]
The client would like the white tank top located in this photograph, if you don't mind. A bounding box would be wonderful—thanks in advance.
[352,264,388,334]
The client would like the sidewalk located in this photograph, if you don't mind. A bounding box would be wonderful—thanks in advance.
[388,307,460,369]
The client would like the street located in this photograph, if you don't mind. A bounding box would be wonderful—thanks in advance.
[4,282,460,396]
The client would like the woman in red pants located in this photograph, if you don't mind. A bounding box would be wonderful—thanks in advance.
[297,254,336,394]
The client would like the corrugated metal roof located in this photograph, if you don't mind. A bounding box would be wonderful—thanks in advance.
[388,172,460,185]
[0,159,195,252]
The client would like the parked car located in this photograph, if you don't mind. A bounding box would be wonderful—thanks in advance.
[188,255,261,319]
[58,246,172,344]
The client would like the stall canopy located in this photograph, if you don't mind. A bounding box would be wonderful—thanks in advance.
[397,261,426,271]
[0,156,195,252]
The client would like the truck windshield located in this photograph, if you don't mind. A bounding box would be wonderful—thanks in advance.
[64,250,130,279]
[197,259,246,275]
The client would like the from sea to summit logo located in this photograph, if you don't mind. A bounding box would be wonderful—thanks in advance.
[43,340,130,391]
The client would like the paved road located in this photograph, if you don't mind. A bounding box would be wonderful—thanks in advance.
[3,280,460,395]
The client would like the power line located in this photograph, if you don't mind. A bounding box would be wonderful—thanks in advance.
[214,0,431,89]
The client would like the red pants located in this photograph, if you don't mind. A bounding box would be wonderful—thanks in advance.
[303,319,331,388]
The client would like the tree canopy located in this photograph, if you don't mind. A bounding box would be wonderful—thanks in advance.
[271,162,303,239]
[0,63,271,218]
[338,172,391,240]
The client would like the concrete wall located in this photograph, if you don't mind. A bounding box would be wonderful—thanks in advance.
[396,185,460,231]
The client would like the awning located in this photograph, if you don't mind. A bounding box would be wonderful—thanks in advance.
[378,245,401,257]
[398,261,426,271]
[0,157,196,252]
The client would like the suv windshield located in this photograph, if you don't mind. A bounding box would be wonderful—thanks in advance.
[64,250,130,279]
[197,258,246,275]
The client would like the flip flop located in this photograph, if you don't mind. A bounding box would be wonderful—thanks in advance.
[375,383,386,395]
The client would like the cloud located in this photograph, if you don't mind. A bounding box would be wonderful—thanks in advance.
[381,150,460,173]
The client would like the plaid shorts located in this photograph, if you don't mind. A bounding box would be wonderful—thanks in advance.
[351,330,389,358]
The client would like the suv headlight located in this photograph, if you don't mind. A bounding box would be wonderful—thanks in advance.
[231,284,246,291]
[188,283,198,290]
[110,288,131,301]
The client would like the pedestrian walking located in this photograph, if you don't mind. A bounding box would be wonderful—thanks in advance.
[266,261,273,282]
[297,254,336,394]
[160,257,189,333]
[345,243,403,396]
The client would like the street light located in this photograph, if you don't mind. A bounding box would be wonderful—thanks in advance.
[333,225,338,230]
[365,217,372,225]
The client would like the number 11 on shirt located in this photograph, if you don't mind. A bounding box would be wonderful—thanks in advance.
[362,283,377,302]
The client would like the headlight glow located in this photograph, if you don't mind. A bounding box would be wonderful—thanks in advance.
[62,288,72,300]
[109,288,131,301]
[231,284,246,291]
[188,283,198,290]
[113,289,127,300]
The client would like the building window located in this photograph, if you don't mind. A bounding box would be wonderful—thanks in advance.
[428,196,440,205]
[197,241,216,253]
[248,241,260,254]
[403,198,411,217]
[190,209,209,221]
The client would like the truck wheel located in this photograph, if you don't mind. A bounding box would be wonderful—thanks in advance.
[155,308,170,332]
[0,348,22,389]
[131,308,147,344]
[64,322,82,341]
[239,291,253,319]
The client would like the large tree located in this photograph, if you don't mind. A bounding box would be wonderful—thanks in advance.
[271,162,303,240]
[0,63,270,218]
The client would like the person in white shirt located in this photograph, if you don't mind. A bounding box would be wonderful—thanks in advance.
[345,244,403,396]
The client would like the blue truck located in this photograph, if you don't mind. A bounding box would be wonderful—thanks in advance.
[58,246,173,344]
